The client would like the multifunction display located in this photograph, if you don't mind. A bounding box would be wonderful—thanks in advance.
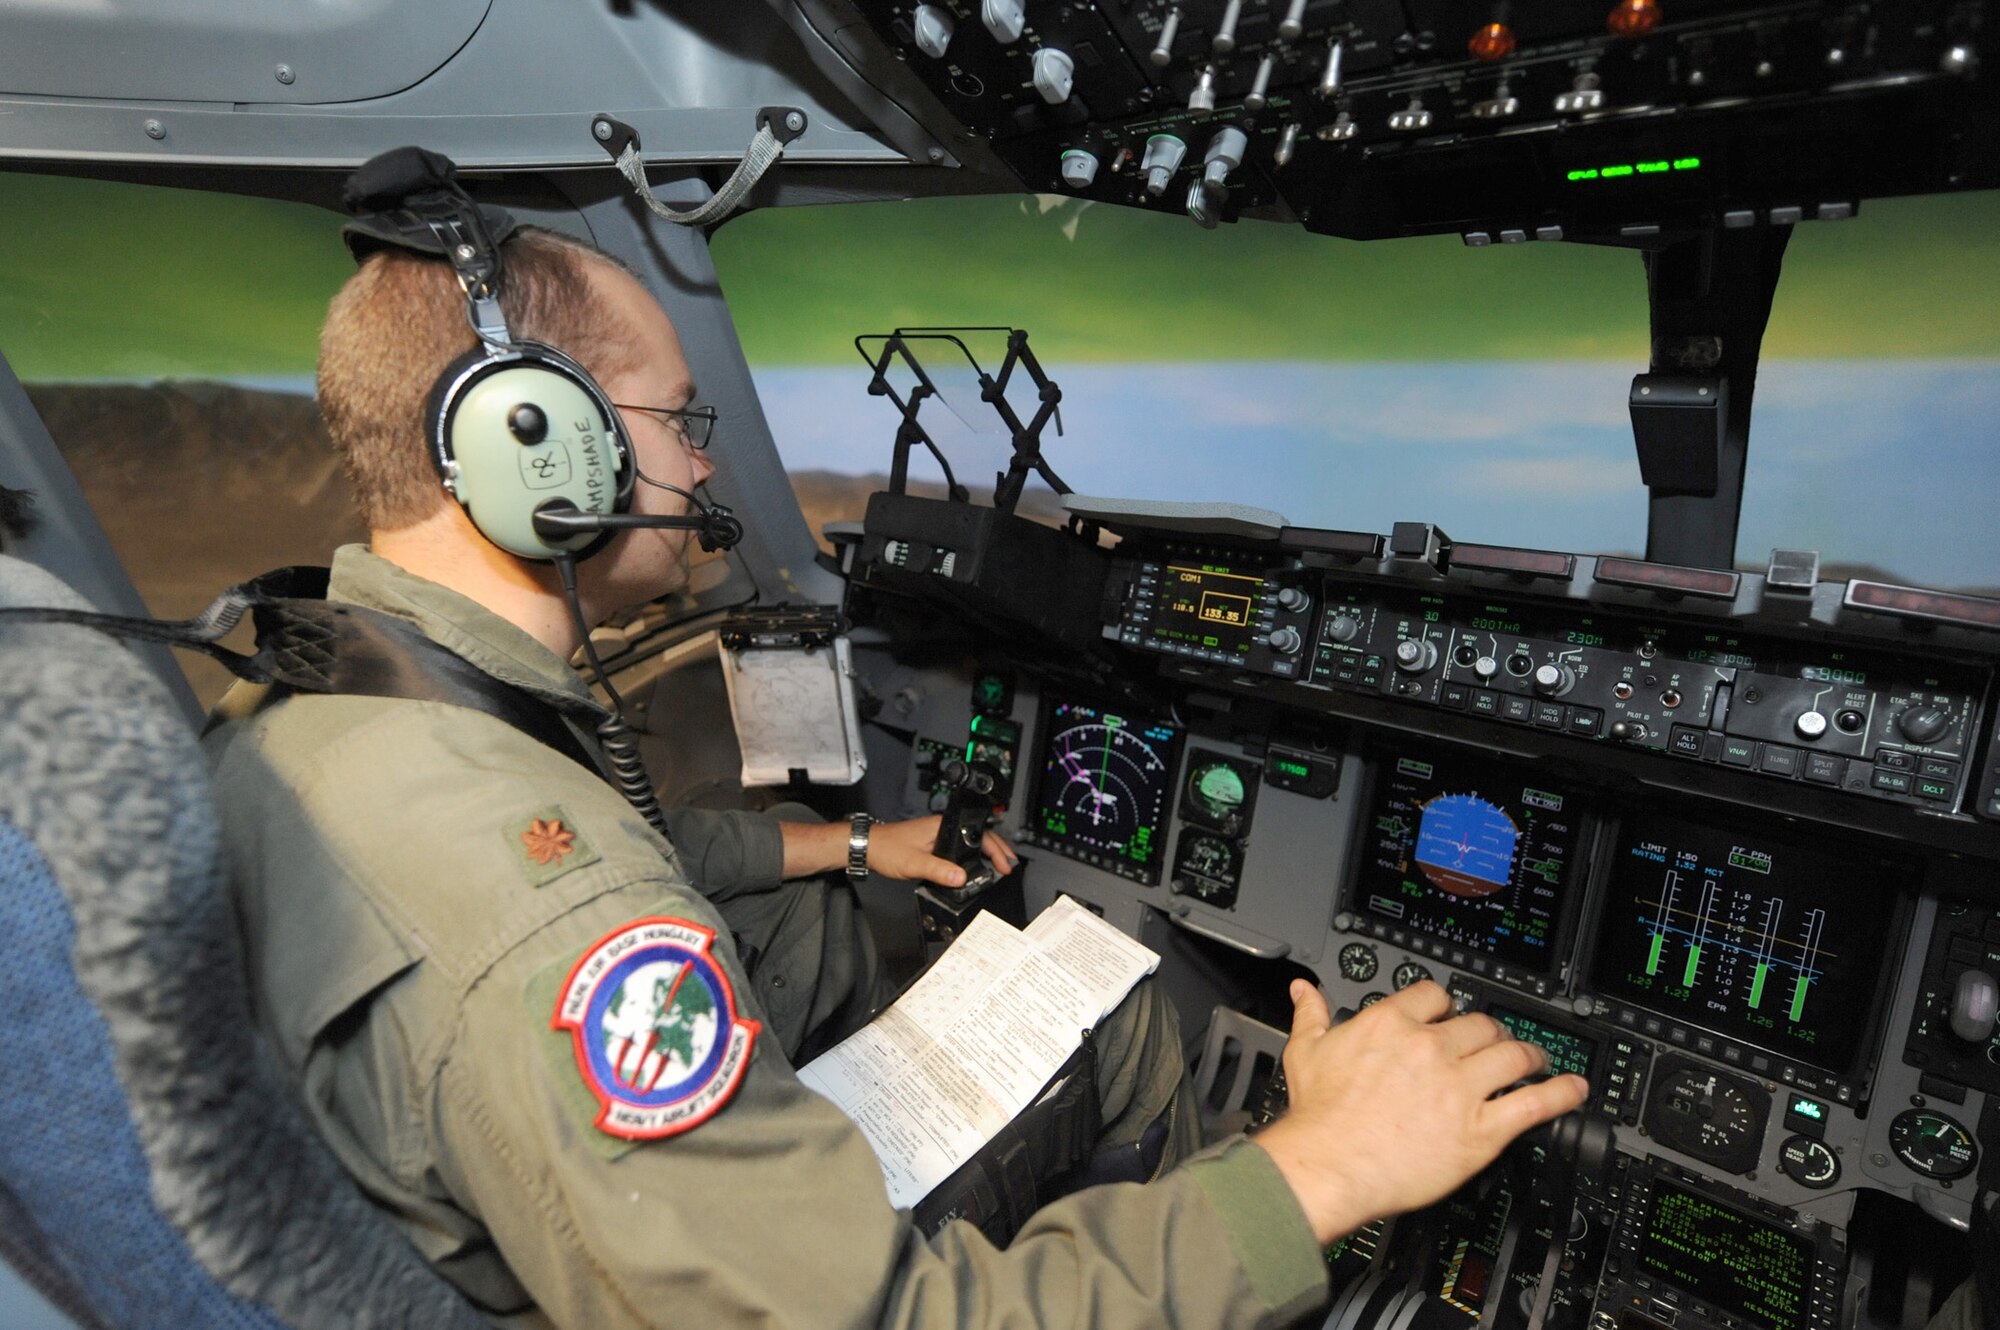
[1151,561,1265,660]
[1637,1181,1811,1330]
[1590,812,1903,1076]
[1025,697,1183,885]
[1351,748,1584,972]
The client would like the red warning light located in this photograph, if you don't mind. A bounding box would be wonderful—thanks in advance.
[1468,22,1516,61]
[1607,0,1661,37]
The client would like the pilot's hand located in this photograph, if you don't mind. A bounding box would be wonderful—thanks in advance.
[866,815,1019,889]
[1254,979,1590,1246]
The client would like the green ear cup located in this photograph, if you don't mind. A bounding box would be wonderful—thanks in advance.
[445,364,622,558]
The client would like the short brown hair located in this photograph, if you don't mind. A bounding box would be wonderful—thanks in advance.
[318,227,644,530]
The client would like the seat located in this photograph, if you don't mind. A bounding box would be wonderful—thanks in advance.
[0,554,485,1330]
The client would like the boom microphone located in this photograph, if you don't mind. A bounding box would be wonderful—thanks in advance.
[532,495,743,552]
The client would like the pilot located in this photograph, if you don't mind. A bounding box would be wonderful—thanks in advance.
[203,181,1589,1328]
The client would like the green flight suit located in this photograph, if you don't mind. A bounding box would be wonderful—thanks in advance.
[205,546,1329,1329]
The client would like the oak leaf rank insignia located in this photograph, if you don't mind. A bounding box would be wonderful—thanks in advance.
[505,805,600,886]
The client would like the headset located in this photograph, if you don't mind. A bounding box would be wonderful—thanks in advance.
[341,146,743,563]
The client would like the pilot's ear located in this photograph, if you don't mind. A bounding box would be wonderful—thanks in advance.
[0,485,36,549]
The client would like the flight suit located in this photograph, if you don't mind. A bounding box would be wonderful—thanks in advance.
[205,545,1330,1330]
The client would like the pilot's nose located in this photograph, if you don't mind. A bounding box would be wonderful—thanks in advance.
[691,446,717,487]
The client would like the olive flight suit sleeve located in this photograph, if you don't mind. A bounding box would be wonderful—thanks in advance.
[658,806,786,901]
[427,873,1329,1330]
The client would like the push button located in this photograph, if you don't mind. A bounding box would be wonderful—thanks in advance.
[1805,753,1844,784]
[1920,757,1959,780]
[1916,777,1953,801]
[1877,749,1915,771]
[1472,690,1501,716]
[1502,696,1535,723]
[1761,746,1800,776]
[1670,726,1707,757]
[1872,769,1913,794]
[1534,702,1566,728]
[1568,706,1603,735]
[1720,737,1758,767]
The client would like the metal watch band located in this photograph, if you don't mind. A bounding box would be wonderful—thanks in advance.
[846,812,872,879]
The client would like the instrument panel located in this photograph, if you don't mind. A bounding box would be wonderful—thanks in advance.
[866,512,1999,1330]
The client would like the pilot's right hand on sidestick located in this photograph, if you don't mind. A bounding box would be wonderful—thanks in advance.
[1254,979,1591,1246]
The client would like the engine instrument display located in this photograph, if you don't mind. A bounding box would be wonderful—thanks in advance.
[1636,1180,1812,1330]
[1589,812,1905,1077]
[1489,1005,1600,1080]
[1026,697,1183,885]
[1351,748,1585,972]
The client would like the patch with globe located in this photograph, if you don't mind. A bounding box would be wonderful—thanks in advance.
[553,917,759,1139]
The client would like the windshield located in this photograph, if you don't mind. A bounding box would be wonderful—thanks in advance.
[711,190,2000,593]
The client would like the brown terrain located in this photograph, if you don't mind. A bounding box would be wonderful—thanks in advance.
[26,381,1068,706]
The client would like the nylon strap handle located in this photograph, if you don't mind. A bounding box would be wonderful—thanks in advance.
[593,109,806,228]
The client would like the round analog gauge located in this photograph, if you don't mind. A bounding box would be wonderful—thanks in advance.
[1649,1066,1763,1165]
[1338,943,1379,983]
[1889,1110,1979,1180]
[1392,960,1433,991]
[1188,761,1249,833]
[1358,991,1388,1009]
[1181,833,1237,881]
[1778,1135,1841,1189]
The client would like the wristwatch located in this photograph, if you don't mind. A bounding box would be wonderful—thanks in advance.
[846,813,873,879]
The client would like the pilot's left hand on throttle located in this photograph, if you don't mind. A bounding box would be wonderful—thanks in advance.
[866,815,1018,889]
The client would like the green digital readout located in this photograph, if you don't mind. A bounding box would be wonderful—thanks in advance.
[1490,1006,1597,1079]
[1567,157,1703,182]
[1801,665,1868,686]
[1790,1095,1825,1121]
[1638,1182,1811,1330]
[1274,758,1312,779]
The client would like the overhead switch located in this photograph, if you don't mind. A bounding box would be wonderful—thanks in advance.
[1150,7,1181,67]
[981,0,1025,45]
[1202,126,1248,186]
[1278,0,1309,41]
[1059,148,1099,188]
[1032,47,1076,103]
[1141,133,1187,195]
[1213,0,1243,54]
[1189,64,1218,112]
[1317,38,1347,98]
[912,5,954,58]
[1244,53,1276,111]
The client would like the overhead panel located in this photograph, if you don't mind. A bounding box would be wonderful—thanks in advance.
[831,0,1998,240]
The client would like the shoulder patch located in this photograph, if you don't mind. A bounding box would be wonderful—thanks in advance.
[507,806,600,886]
[552,917,760,1140]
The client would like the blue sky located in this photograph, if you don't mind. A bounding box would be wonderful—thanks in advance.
[755,359,2000,589]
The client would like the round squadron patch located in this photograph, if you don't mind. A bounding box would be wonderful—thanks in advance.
[552,917,759,1140]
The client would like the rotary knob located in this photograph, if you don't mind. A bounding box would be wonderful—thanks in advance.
[1532,663,1575,697]
[1473,655,1500,681]
[1394,638,1439,673]
[1794,710,1829,741]
[1268,626,1304,655]
[1898,705,1953,745]
[1276,586,1310,612]
[1326,614,1361,644]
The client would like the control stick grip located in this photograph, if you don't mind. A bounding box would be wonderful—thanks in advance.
[933,759,1003,892]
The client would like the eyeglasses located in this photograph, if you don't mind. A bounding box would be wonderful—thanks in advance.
[614,402,717,451]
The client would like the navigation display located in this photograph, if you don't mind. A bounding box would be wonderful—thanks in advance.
[1589,812,1904,1076]
[1148,560,1266,661]
[1026,697,1183,885]
[1351,748,1585,972]
[1637,1180,1811,1330]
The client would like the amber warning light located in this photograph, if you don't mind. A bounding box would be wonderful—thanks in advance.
[1608,0,1662,36]
[1469,22,1516,61]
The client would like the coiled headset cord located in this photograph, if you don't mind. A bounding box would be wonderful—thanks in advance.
[552,553,672,839]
